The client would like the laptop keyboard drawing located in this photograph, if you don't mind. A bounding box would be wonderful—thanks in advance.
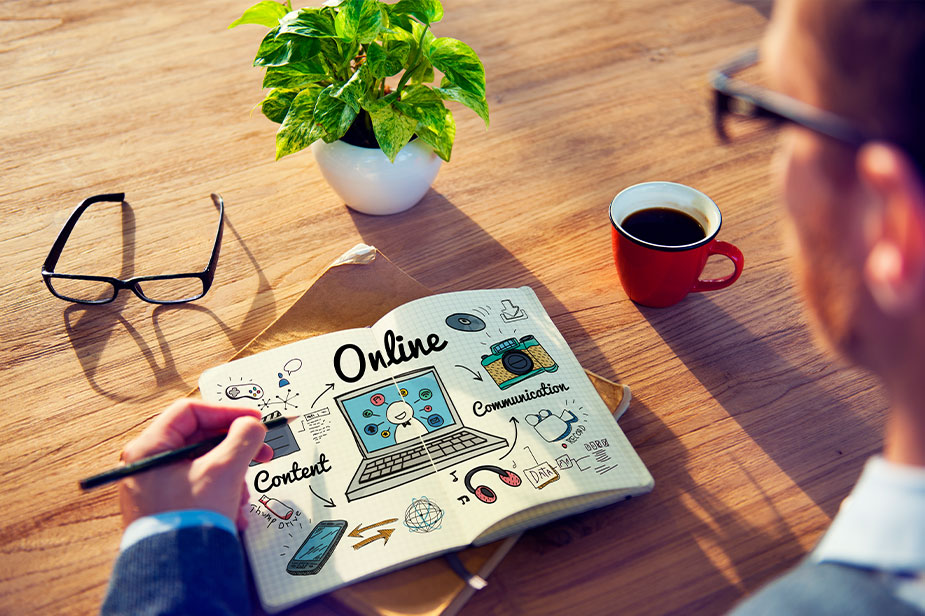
[336,367,507,502]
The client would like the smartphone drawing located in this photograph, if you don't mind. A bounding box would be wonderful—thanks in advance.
[286,520,348,576]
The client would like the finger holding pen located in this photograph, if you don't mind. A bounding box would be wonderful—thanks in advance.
[118,399,275,529]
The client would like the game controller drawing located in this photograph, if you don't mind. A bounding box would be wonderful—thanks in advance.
[481,335,558,389]
[226,383,264,400]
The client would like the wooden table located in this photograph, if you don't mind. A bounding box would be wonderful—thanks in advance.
[0,0,887,613]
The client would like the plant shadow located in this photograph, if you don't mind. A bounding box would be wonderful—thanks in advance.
[343,189,615,382]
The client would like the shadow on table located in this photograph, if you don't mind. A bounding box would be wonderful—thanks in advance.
[466,394,801,615]
[63,206,275,400]
[344,189,614,382]
[639,293,883,517]
[731,0,773,19]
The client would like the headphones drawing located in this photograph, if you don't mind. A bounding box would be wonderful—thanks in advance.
[464,465,522,504]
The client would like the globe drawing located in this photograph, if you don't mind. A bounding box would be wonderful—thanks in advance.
[404,496,445,533]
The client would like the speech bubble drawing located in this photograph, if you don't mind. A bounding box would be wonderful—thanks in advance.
[283,358,303,375]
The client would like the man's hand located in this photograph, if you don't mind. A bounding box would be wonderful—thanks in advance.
[118,399,275,529]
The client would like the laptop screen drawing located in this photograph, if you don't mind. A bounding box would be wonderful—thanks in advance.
[338,368,458,455]
[336,366,508,501]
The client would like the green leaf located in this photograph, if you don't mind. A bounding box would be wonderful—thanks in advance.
[391,0,443,25]
[426,37,486,99]
[396,85,446,129]
[435,77,489,126]
[415,106,455,162]
[278,8,337,38]
[365,42,403,78]
[254,29,321,67]
[334,0,383,44]
[331,63,371,112]
[313,85,359,142]
[276,87,324,159]
[260,88,301,123]
[229,0,289,28]
[368,100,417,162]
[262,58,329,88]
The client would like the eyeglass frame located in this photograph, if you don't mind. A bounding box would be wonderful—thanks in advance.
[710,47,868,147]
[41,192,224,305]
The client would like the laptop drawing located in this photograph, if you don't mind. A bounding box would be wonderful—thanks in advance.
[336,367,507,502]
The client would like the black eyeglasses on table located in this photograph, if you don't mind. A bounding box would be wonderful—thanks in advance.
[710,47,867,146]
[41,193,224,305]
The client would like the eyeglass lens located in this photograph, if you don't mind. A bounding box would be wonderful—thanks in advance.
[48,277,117,304]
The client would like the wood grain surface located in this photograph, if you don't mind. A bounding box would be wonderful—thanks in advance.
[0,0,886,614]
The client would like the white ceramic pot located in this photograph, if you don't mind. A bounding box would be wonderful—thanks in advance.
[312,138,442,216]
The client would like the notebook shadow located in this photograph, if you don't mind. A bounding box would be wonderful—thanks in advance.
[638,293,883,517]
[345,189,615,383]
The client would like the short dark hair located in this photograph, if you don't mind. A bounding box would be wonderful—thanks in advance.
[802,0,925,173]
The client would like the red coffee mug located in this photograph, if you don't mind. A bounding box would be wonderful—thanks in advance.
[609,182,744,308]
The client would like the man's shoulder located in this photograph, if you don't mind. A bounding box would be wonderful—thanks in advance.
[730,562,923,616]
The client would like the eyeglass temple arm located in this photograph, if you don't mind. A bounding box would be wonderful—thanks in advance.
[42,193,126,273]
[205,194,225,279]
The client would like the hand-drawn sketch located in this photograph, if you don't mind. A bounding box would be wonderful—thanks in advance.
[250,410,300,466]
[481,335,558,389]
[586,440,618,474]
[259,494,294,520]
[335,367,508,502]
[404,496,445,533]
[259,388,299,412]
[286,520,347,576]
[385,400,428,443]
[283,358,302,375]
[297,408,332,444]
[349,518,398,549]
[220,378,264,401]
[445,312,487,332]
[464,464,522,504]
[277,373,290,387]
[499,298,527,323]
[555,452,593,472]
[525,408,580,442]
[524,461,560,489]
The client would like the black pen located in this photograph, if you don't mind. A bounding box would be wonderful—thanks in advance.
[79,414,290,491]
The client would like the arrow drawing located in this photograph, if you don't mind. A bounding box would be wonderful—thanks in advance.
[309,485,336,508]
[499,417,519,460]
[350,518,398,550]
[454,365,483,382]
[312,383,335,408]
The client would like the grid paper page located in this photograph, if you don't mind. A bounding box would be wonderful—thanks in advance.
[199,287,652,612]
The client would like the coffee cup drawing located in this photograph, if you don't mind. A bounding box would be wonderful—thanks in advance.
[609,181,744,308]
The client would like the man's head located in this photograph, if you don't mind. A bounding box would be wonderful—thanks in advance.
[762,0,925,388]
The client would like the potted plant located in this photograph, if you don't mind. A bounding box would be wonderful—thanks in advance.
[230,0,489,215]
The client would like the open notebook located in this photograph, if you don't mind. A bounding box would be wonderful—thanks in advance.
[199,251,652,614]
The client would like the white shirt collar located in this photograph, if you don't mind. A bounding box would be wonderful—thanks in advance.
[812,455,925,572]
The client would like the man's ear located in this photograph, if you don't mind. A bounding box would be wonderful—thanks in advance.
[857,143,925,316]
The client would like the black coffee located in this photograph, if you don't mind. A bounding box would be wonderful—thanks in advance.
[621,207,706,246]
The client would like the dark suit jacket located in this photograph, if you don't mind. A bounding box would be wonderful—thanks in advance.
[730,562,923,615]
[101,526,250,615]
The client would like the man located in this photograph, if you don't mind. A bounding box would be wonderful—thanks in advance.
[725,0,925,613]
[101,400,271,615]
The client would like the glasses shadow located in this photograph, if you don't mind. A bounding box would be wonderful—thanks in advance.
[63,206,276,400]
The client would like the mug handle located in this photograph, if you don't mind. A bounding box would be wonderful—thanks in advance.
[690,241,744,293]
